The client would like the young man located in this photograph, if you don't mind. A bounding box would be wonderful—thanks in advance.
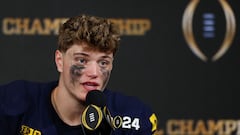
[0,14,157,135]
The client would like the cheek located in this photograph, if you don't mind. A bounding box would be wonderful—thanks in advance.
[102,64,113,79]
[102,70,110,79]
[101,68,111,85]
[70,65,85,81]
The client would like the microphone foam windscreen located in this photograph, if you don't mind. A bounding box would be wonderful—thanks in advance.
[86,90,106,107]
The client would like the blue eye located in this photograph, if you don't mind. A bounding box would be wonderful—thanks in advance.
[101,61,106,65]
[79,59,86,64]
[79,59,85,63]
[99,60,109,67]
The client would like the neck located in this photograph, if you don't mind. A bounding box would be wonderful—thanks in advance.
[51,86,85,126]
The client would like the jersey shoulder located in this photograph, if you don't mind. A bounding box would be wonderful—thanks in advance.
[0,80,57,115]
[104,89,151,113]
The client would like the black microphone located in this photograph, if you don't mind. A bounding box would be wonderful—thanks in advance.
[81,90,114,135]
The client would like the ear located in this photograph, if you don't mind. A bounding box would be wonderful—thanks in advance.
[55,50,63,72]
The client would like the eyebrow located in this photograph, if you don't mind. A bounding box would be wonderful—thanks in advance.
[101,55,113,60]
[73,52,113,59]
[73,52,89,57]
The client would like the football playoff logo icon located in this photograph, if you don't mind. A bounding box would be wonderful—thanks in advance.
[182,0,236,62]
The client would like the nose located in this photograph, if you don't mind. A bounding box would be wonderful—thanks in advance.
[85,62,100,78]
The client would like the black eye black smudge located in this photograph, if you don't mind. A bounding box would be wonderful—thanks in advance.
[101,68,111,89]
[70,65,85,82]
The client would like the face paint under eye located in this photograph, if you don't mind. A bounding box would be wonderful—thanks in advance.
[101,68,111,90]
[70,65,85,82]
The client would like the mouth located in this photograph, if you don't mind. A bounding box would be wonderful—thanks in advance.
[82,82,100,91]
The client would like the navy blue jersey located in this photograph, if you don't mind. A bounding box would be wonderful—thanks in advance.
[0,80,157,135]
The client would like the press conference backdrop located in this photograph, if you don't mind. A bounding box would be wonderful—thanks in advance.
[1,0,240,134]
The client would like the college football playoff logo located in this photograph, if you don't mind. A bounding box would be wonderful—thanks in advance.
[182,0,236,62]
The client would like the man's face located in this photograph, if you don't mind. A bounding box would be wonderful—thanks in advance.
[55,43,113,102]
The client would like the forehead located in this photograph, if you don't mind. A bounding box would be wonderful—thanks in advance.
[66,43,113,58]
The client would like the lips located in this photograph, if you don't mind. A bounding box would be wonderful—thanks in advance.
[82,82,99,91]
